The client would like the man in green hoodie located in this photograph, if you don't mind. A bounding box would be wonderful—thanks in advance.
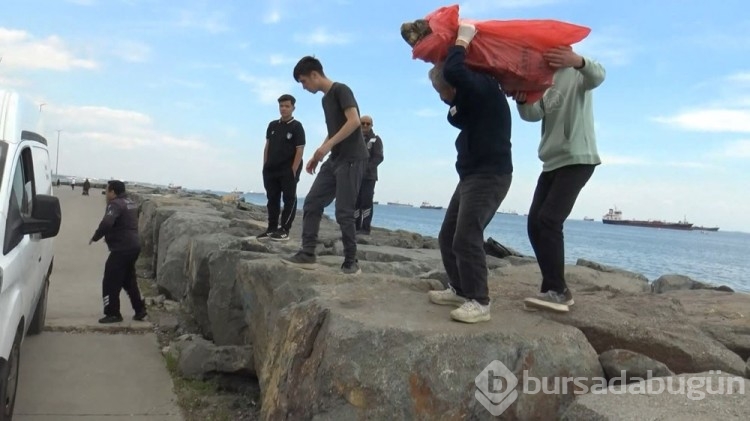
[513,46,605,313]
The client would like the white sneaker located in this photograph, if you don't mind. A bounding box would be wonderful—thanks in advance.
[523,291,570,313]
[450,300,491,323]
[428,287,466,307]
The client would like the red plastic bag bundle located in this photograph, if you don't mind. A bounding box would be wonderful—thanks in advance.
[411,5,591,103]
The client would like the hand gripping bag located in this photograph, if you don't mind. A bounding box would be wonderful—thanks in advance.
[409,5,591,103]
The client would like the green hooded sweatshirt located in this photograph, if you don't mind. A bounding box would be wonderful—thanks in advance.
[517,58,606,172]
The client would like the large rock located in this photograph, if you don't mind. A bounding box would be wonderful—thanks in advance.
[168,334,254,380]
[573,259,650,293]
[238,259,605,420]
[561,372,750,420]
[185,233,247,340]
[652,274,734,293]
[156,210,230,300]
[598,349,674,382]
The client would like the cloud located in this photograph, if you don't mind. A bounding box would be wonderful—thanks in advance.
[263,10,281,24]
[600,154,649,166]
[113,40,151,63]
[414,108,444,118]
[460,0,564,14]
[653,109,750,133]
[267,54,295,66]
[0,28,98,70]
[715,140,750,158]
[238,73,295,104]
[176,10,230,34]
[574,31,636,66]
[599,154,715,169]
[294,28,352,46]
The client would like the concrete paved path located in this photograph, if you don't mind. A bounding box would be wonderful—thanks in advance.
[14,187,182,420]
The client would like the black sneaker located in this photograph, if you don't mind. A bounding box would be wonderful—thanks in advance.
[133,310,148,321]
[256,230,274,240]
[281,251,317,269]
[270,229,289,241]
[98,315,123,324]
[341,260,361,275]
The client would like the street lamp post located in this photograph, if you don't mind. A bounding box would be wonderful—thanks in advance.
[55,130,61,176]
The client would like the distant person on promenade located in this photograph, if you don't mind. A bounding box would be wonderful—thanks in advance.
[426,23,513,324]
[83,178,91,196]
[71,177,76,190]
[282,56,368,275]
[513,46,605,313]
[354,115,384,235]
[258,94,306,241]
[89,180,147,323]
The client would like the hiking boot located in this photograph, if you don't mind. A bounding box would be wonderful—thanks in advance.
[270,229,289,241]
[428,286,467,307]
[98,315,123,324]
[450,300,491,323]
[341,260,361,275]
[133,310,148,321]
[281,251,317,269]
[523,290,570,313]
[256,230,274,240]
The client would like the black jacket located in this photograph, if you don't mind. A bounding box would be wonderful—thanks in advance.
[91,194,140,252]
[363,131,384,180]
[443,45,513,179]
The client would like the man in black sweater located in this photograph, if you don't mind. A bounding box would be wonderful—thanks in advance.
[426,23,513,324]
[90,180,147,324]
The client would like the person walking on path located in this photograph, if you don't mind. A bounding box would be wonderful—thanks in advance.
[258,94,306,241]
[426,23,514,324]
[513,46,606,313]
[282,56,369,275]
[89,180,147,323]
[354,114,383,235]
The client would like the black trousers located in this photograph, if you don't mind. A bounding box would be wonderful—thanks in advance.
[527,164,596,294]
[301,158,365,261]
[439,173,512,305]
[355,179,376,232]
[263,167,301,232]
[102,249,145,316]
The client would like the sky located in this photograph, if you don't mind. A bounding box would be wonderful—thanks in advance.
[1,0,749,232]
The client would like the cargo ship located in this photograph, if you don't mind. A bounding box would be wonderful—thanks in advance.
[420,202,443,210]
[387,201,413,207]
[602,208,693,230]
[692,226,719,232]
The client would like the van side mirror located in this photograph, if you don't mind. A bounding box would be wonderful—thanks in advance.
[22,194,62,239]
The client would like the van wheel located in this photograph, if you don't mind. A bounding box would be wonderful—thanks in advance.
[0,327,22,421]
[28,275,49,335]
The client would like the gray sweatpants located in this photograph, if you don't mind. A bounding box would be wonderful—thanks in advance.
[301,158,366,261]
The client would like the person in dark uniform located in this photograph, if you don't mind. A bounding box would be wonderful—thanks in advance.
[83,178,91,196]
[89,180,147,323]
[258,94,306,241]
[354,115,384,235]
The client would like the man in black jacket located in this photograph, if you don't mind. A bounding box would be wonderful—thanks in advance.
[354,115,383,234]
[426,23,513,324]
[90,180,146,323]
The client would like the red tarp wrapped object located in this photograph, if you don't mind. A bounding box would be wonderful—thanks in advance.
[411,5,591,103]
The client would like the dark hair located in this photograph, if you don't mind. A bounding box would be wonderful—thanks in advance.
[278,94,296,105]
[107,180,126,195]
[293,56,324,82]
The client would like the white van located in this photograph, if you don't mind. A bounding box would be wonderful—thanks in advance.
[0,89,62,420]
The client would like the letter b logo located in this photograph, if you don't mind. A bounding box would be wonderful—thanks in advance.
[475,360,519,416]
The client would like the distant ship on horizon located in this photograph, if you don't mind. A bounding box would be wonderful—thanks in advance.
[602,207,693,231]
[420,201,443,210]
[387,201,413,207]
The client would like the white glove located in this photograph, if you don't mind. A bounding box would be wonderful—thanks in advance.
[457,22,477,45]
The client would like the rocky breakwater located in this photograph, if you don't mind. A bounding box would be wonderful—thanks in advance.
[131,188,750,420]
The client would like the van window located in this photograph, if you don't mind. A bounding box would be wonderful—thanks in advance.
[4,147,36,254]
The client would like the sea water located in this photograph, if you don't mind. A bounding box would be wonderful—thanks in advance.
[242,193,750,293]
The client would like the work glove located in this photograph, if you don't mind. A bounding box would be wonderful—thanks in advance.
[457,22,477,45]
